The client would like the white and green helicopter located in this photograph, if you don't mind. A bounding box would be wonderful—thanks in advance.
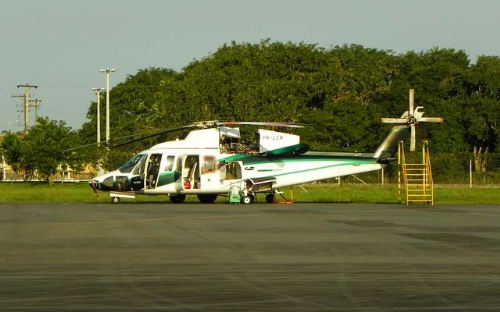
[89,105,441,204]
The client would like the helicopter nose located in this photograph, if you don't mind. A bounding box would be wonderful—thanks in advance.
[100,176,115,190]
[89,180,99,193]
[88,174,115,192]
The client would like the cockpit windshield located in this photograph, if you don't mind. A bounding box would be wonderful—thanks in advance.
[118,154,147,173]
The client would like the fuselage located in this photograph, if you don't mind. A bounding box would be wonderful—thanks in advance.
[89,146,384,196]
[89,123,408,203]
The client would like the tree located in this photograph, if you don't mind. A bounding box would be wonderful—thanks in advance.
[71,40,500,182]
[181,40,331,125]
[1,132,24,173]
[22,117,74,181]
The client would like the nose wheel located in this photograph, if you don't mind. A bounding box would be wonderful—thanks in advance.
[240,194,255,204]
[111,196,120,204]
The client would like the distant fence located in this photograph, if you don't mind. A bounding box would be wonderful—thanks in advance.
[0,169,95,182]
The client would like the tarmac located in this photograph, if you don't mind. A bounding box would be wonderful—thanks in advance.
[0,202,499,311]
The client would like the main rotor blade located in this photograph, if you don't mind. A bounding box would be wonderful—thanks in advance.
[110,125,198,148]
[64,120,306,152]
[63,141,106,152]
[218,121,305,128]
[63,125,197,152]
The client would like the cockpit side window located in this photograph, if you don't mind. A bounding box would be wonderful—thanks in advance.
[119,154,146,173]
[133,154,148,175]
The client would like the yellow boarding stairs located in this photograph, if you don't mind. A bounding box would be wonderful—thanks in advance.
[398,140,435,206]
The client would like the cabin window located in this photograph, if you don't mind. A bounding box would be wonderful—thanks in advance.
[165,155,175,171]
[203,156,216,173]
[225,162,242,179]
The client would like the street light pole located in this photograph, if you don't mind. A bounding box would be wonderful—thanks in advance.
[91,87,105,175]
[99,68,116,145]
[91,87,105,146]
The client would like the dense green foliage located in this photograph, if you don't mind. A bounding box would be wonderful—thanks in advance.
[1,118,78,182]
[2,40,500,182]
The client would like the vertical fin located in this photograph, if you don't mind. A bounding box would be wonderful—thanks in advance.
[373,125,410,160]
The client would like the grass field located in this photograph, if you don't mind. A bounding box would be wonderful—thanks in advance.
[0,181,498,205]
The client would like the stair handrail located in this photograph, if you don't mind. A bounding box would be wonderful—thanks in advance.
[423,141,434,199]
[398,141,406,202]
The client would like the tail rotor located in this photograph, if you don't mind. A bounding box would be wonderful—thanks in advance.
[381,89,443,151]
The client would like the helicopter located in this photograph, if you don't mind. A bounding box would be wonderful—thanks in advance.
[86,104,442,204]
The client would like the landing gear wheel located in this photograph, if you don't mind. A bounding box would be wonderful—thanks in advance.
[197,194,218,203]
[265,194,276,203]
[241,196,252,204]
[169,194,186,203]
[111,197,120,204]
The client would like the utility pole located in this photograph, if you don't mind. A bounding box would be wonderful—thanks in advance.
[16,84,38,133]
[92,87,105,176]
[29,99,42,122]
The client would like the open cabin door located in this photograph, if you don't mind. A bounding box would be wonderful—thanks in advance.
[142,153,180,190]
[175,154,220,191]
[176,154,201,190]
[119,152,176,191]
[145,153,162,189]
[220,161,243,180]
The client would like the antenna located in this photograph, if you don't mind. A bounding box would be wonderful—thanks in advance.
[381,89,443,151]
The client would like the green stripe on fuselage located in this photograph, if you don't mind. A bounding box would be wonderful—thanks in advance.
[157,171,181,187]
[266,144,310,155]
[219,154,376,177]
[220,154,375,164]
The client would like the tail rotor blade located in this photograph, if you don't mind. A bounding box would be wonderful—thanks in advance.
[409,89,415,115]
[419,117,444,123]
[381,118,407,124]
[410,124,416,152]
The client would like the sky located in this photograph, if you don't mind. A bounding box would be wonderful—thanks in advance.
[1,0,499,133]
